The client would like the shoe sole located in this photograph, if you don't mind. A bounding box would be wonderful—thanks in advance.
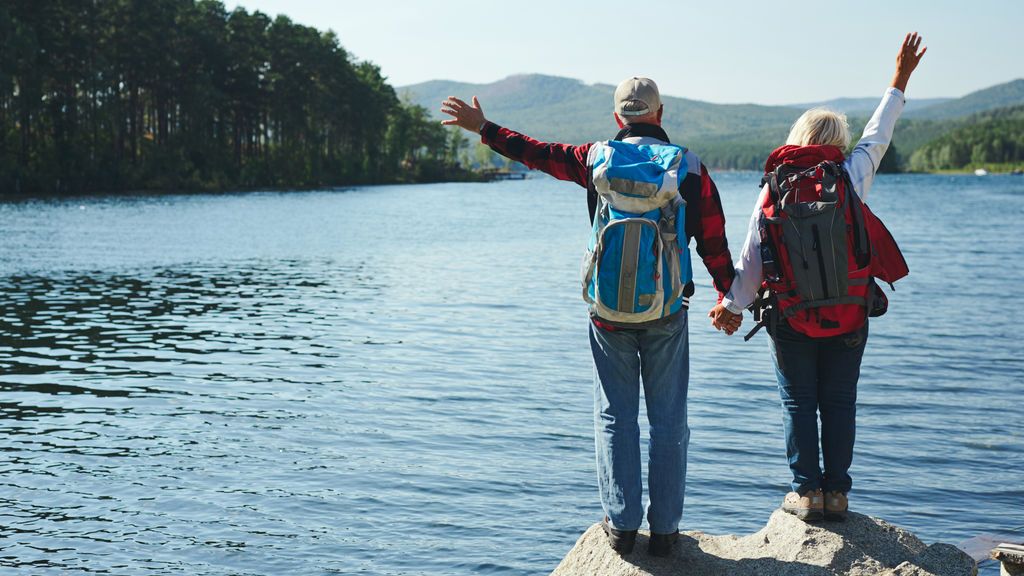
[648,537,678,557]
[783,506,824,522]
[825,509,848,521]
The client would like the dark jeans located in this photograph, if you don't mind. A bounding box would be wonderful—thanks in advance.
[768,319,868,494]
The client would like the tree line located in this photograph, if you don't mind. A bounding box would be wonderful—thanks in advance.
[0,0,470,195]
[909,105,1024,171]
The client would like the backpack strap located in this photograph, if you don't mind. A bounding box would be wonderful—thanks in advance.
[841,169,871,266]
[657,195,687,309]
[758,212,783,283]
[820,162,840,204]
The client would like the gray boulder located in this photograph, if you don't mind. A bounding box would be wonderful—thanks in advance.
[551,509,976,576]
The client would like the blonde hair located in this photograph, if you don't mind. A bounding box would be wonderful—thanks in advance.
[786,107,851,149]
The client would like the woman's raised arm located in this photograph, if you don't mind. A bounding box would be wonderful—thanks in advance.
[846,33,928,200]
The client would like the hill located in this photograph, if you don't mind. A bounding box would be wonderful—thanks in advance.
[787,97,951,116]
[402,74,801,169]
[905,78,1024,120]
[908,105,1024,171]
[401,75,1024,170]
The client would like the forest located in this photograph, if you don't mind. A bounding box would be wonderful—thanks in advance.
[0,0,469,195]
[909,105,1024,171]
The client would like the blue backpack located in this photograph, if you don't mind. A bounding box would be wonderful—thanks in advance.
[581,140,692,325]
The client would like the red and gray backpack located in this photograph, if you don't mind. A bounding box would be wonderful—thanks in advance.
[745,145,909,340]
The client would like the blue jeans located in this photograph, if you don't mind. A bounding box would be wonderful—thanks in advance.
[769,319,868,495]
[589,311,689,534]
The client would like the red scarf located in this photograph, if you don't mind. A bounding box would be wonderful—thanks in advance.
[764,144,845,173]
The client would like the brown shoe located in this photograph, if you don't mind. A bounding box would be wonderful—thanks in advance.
[782,489,823,521]
[824,491,848,521]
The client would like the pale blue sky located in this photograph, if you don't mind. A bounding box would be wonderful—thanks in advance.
[225,0,1023,105]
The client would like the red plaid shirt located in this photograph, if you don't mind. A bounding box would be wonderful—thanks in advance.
[480,121,735,300]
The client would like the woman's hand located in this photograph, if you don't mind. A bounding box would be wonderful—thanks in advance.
[708,304,742,336]
[891,32,927,93]
[441,96,487,133]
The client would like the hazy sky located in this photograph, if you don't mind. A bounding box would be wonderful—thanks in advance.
[225,0,1023,105]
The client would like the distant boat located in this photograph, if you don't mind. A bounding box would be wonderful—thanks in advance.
[974,168,988,176]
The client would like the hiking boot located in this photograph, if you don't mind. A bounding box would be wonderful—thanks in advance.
[824,491,849,521]
[647,530,679,558]
[600,517,636,555]
[782,488,824,521]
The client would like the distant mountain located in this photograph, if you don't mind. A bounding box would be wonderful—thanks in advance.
[786,97,951,116]
[905,79,1024,120]
[403,74,802,169]
[401,74,1024,170]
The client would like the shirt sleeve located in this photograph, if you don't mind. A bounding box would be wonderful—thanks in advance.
[722,186,768,314]
[844,87,906,202]
[684,165,736,300]
[479,121,590,188]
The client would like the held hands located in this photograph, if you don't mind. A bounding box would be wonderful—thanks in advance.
[440,96,487,133]
[891,32,927,94]
[708,303,742,336]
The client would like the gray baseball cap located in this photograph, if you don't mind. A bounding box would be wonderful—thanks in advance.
[614,77,661,118]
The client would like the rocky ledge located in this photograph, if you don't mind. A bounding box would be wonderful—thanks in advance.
[551,509,975,576]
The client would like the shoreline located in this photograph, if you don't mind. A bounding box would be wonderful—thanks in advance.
[3,168,1021,200]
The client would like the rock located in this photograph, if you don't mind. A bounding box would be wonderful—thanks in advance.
[551,509,976,576]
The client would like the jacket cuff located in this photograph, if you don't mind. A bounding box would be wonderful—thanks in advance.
[885,86,906,104]
[722,297,744,315]
[480,121,499,143]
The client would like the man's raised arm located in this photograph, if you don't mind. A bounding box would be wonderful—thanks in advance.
[441,96,591,188]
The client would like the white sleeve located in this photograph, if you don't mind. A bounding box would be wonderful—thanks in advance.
[721,186,768,314]
[844,87,906,202]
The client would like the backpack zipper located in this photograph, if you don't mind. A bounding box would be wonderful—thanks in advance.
[812,224,830,299]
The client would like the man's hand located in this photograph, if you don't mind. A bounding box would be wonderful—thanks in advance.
[708,303,742,336]
[891,32,926,93]
[441,96,487,133]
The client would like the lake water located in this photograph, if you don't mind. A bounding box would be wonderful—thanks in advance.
[1,173,1022,575]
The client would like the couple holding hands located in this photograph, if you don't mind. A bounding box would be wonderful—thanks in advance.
[441,34,926,558]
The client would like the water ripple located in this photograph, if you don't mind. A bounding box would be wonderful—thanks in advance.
[0,177,1021,574]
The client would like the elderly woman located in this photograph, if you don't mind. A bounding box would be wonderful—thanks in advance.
[710,33,927,521]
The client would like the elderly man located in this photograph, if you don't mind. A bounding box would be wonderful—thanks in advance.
[441,78,739,557]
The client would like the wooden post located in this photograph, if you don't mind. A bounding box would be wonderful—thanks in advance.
[992,543,1024,576]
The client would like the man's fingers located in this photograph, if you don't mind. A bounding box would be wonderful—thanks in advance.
[441,119,457,125]
[442,99,464,111]
[918,46,927,59]
[472,96,482,112]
